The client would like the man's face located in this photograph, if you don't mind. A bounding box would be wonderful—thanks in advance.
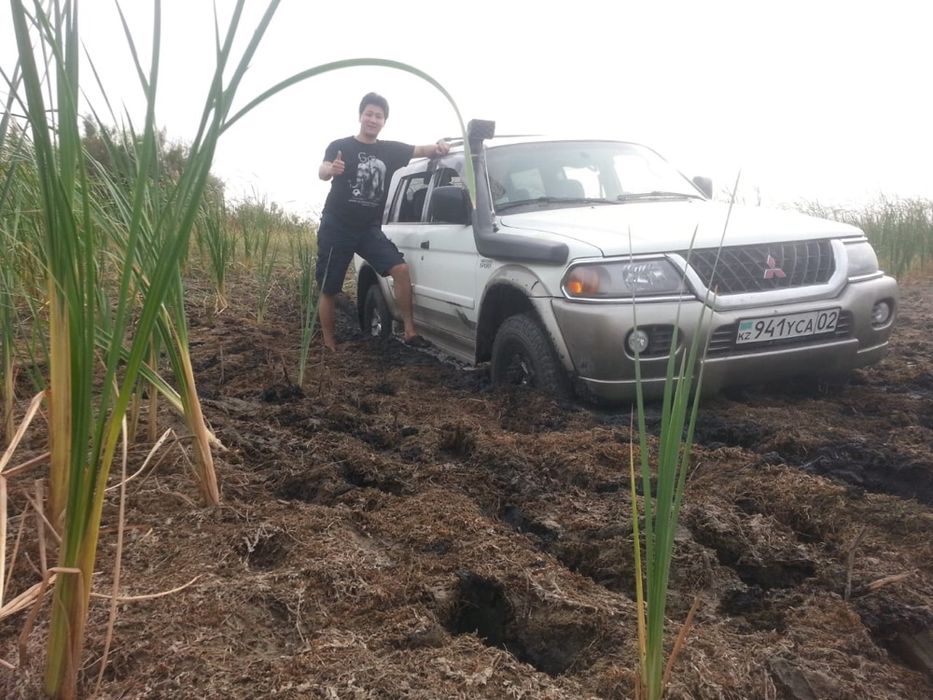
[359,104,386,139]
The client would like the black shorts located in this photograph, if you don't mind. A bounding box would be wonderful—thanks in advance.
[315,213,405,295]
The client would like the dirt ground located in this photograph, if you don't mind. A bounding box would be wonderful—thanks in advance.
[2,272,932,699]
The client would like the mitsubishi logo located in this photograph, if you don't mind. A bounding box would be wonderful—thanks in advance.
[764,254,786,280]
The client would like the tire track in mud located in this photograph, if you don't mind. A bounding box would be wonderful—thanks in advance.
[187,294,933,692]
[276,370,930,683]
[207,380,620,678]
[467,391,933,684]
[489,452,933,683]
[689,381,933,506]
[582,362,933,508]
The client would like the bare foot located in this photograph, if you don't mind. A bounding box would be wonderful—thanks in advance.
[403,334,430,349]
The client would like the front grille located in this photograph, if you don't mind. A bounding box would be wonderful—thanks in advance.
[684,240,835,295]
[706,311,853,356]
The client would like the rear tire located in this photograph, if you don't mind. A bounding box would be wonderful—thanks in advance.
[490,314,570,397]
[362,284,393,339]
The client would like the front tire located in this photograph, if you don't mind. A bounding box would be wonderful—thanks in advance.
[490,314,570,397]
[362,284,393,339]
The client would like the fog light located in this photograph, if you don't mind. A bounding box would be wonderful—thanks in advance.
[871,300,892,326]
[627,329,650,355]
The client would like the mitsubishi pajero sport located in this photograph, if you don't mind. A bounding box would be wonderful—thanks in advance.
[354,121,897,401]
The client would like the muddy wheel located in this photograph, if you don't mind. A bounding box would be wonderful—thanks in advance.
[491,314,570,397]
[362,284,393,339]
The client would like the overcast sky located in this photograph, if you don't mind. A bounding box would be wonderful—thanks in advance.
[2,0,931,218]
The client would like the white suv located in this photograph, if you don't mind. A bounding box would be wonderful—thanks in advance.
[354,121,897,401]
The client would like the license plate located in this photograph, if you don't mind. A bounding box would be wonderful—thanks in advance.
[736,308,840,344]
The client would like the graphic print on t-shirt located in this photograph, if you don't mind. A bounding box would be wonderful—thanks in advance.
[351,152,387,203]
[322,138,414,227]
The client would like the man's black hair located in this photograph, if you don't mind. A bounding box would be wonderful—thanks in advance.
[359,92,389,119]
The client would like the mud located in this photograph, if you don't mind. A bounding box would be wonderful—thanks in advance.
[1,275,931,699]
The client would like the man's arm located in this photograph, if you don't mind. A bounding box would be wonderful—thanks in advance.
[412,140,451,159]
[319,149,344,181]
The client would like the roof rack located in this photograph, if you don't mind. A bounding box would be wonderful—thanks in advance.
[441,133,542,147]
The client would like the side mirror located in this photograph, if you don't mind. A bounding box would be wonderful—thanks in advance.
[692,175,713,199]
[429,186,472,225]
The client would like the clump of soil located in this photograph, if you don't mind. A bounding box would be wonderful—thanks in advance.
[2,276,931,699]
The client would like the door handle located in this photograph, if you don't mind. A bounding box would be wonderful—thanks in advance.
[420,241,430,249]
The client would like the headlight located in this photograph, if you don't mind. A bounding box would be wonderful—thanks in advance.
[845,241,879,277]
[562,259,686,298]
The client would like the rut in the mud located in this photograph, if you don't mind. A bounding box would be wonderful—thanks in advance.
[4,279,931,699]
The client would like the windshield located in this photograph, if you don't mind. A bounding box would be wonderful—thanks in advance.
[486,140,703,213]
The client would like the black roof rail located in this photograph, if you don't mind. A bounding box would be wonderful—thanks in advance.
[441,132,542,147]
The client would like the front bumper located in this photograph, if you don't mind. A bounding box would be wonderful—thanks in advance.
[549,274,898,401]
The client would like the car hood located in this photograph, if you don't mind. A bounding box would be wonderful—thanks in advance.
[498,200,864,257]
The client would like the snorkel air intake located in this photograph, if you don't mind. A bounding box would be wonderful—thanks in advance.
[467,119,569,265]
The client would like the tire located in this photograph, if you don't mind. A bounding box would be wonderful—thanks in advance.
[362,284,393,339]
[490,314,570,397]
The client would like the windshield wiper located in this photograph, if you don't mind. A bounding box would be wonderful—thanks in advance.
[497,196,618,212]
[617,191,704,202]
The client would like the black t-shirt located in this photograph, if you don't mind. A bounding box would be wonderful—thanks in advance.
[322,136,415,227]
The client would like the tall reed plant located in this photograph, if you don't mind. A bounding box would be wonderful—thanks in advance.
[9,0,286,693]
[198,197,235,310]
[628,261,708,699]
[85,103,222,506]
[12,2,106,693]
[628,304,707,700]
[10,1,476,695]
[254,221,277,322]
[0,257,15,447]
[293,233,319,386]
[0,204,29,448]
[629,180,738,699]
[796,196,933,279]
[856,197,932,279]
[0,67,25,447]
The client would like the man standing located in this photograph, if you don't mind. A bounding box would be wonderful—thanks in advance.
[316,92,450,351]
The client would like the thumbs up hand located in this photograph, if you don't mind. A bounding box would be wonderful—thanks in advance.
[330,150,345,177]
